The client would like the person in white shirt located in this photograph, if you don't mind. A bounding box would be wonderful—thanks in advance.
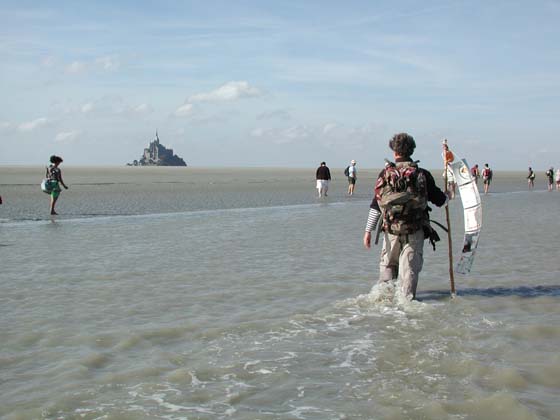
[347,160,357,195]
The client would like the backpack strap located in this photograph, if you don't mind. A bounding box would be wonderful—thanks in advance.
[374,220,383,245]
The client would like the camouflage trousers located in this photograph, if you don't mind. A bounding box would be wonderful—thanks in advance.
[379,229,425,300]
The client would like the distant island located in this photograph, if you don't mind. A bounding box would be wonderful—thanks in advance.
[128,132,187,166]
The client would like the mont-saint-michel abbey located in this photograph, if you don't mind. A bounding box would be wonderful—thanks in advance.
[128,132,187,166]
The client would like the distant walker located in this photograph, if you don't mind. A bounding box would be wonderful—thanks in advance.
[346,159,357,195]
[315,162,331,198]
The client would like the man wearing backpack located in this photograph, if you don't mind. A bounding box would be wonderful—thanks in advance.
[346,159,357,195]
[362,133,449,301]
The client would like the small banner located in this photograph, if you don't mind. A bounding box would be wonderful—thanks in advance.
[450,159,482,274]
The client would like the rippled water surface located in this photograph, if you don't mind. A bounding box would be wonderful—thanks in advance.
[1,167,559,419]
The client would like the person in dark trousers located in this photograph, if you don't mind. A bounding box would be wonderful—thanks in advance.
[363,133,449,301]
[347,159,357,195]
[45,155,69,215]
[315,162,331,198]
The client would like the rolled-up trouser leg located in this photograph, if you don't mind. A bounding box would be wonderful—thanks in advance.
[399,230,425,300]
[379,232,401,282]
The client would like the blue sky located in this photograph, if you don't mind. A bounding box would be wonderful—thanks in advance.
[1,0,559,169]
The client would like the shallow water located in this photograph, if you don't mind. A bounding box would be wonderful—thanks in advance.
[1,167,559,419]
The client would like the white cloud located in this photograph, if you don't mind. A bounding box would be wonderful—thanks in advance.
[250,127,270,138]
[322,123,337,134]
[282,125,310,142]
[66,61,86,74]
[174,103,194,117]
[95,55,120,71]
[77,98,153,117]
[133,103,153,114]
[0,121,12,130]
[18,117,49,132]
[189,81,261,102]
[41,56,56,68]
[250,125,310,144]
[55,131,80,143]
[334,124,381,149]
[48,56,120,76]
[190,114,227,125]
[251,121,384,149]
[257,109,291,121]
[81,102,94,113]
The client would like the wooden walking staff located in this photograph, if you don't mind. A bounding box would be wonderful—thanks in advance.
[442,139,456,297]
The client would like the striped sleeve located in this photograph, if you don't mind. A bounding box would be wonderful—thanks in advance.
[365,208,381,233]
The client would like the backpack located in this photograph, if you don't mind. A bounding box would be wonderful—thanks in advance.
[344,166,350,177]
[41,178,53,193]
[41,166,55,194]
[374,161,428,235]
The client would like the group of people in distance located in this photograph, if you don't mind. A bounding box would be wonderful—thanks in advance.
[443,146,493,197]
[467,163,493,194]
[317,148,494,201]
[315,159,358,198]
[528,166,560,191]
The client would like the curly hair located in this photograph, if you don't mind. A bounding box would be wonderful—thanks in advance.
[49,155,63,164]
[389,133,416,158]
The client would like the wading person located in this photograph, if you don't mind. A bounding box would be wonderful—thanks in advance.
[315,161,331,198]
[527,167,535,189]
[44,155,68,215]
[470,164,480,185]
[546,167,554,191]
[363,133,449,301]
[442,141,455,199]
[347,159,357,195]
[482,163,493,194]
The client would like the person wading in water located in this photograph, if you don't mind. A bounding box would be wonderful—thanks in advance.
[363,133,450,300]
[45,155,69,215]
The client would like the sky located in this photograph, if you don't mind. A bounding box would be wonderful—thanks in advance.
[1,0,560,169]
